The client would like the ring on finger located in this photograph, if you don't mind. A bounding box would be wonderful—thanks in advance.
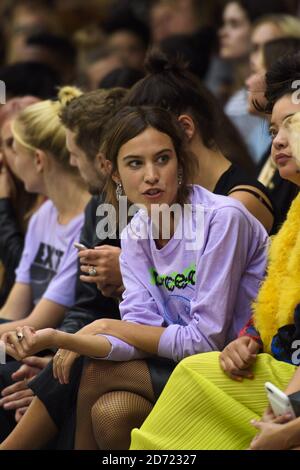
[16,331,24,342]
[88,267,97,277]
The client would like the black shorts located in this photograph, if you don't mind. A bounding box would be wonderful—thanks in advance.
[29,356,84,449]
[29,355,177,449]
[146,356,177,399]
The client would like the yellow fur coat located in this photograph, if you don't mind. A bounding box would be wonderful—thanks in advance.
[254,193,300,353]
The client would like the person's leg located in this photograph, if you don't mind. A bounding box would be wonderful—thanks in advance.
[0,361,23,441]
[91,391,153,450]
[75,359,155,450]
[0,406,15,442]
[0,357,85,450]
[29,357,84,449]
[130,352,296,450]
[0,396,57,450]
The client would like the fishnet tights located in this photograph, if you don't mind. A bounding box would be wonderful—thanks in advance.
[75,359,155,450]
[91,391,153,450]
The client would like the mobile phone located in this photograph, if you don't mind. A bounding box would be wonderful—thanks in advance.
[74,242,88,252]
[265,382,296,418]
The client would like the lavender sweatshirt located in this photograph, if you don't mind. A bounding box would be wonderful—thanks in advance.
[16,200,84,308]
[102,185,268,363]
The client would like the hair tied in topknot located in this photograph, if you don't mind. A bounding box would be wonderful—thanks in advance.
[58,86,83,107]
[145,48,189,76]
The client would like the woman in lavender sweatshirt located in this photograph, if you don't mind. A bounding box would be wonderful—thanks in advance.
[2,106,268,450]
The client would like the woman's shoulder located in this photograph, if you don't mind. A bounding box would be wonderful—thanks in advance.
[22,200,55,242]
[28,199,54,224]
[191,184,247,213]
[191,184,267,236]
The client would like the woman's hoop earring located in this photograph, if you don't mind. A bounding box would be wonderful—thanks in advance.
[116,182,123,201]
[178,171,183,186]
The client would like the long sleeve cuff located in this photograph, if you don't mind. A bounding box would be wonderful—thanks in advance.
[239,318,264,352]
[96,334,149,361]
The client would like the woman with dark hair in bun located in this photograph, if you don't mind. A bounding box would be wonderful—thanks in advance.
[0,106,268,450]
[125,50,276,233]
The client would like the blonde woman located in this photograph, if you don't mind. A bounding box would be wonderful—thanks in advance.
[0,97,44,307]
[0,87,90,337]
[251,14,300,73]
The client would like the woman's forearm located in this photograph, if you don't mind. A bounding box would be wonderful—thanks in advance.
[0,318,32,337]
[283,418,300,449]
[78,319,165,355]
[53,330,112,358]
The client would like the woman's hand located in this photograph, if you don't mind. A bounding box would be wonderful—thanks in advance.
[0,355,52,421]
[3,326,57,360]
[219,336,260,381]
[260,405,277,423]
[53,349,80,385]
[249,415,295,450]
[15,407,28,422]
[97,283,125,299]
[0,379,35,412]
[79,246,123,290]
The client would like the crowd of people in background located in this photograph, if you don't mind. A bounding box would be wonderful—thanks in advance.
[1,0,300,451]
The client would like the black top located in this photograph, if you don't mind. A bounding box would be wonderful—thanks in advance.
[214,164,278,233]
[267,170,299,231]
[58,194,120,335]
[214,163,271,200]
[0,198,24,307]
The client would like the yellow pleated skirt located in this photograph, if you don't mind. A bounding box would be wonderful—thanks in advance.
[130,352,296,450]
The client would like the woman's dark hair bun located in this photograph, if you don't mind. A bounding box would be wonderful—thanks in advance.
[144,48,189,76]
